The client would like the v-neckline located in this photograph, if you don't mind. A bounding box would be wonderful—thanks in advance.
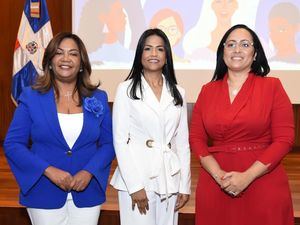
[142,75,165,104]
[223,73,253,106]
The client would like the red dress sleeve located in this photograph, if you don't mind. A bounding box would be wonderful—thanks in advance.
[258,78,295,170]
[189,85,211,158]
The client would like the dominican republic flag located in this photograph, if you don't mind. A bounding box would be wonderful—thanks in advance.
[12,0,52,103]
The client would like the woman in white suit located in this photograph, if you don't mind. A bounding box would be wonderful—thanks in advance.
[110,28,191,225]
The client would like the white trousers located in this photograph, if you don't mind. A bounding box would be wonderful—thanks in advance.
[27,196,101,225]
[118,191,178,225]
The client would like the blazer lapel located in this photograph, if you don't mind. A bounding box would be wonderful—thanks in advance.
[72,96,105,150]
[141,76,161,116]
[160,77,174,111]
[39,88,69,149]
[141,75,174,114]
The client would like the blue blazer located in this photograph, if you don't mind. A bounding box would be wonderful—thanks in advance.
[4,87,115,209]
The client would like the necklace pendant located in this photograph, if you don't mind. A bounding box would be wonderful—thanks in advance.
[232,89,239,96]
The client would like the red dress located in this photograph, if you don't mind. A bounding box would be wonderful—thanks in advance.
[189,73,294,225]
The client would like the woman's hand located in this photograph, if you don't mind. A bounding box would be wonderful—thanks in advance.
[211,170,227,186]
[221,161,268,197]
[70,170,93,192]
[175,193,189,211]
[44,166,73,191]
[221,171,255,197]
[130,189,149,214]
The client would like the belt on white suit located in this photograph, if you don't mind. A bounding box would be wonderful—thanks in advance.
[146,139,181,179]
[146,139,181,209]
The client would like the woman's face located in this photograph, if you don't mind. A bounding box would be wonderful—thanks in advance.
[212,0,238,22]
[51,38,81,84]
[269,17,298,50]
[157,16,182,47]
[141,35,166,73]
[223,28,256,74]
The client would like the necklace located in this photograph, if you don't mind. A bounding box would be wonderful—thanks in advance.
[64,91,72,101]
[64,91,72,114]
[231,89,239,96]
[227,80,242,97]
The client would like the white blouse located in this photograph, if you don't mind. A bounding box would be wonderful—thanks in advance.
[57,113,83,149]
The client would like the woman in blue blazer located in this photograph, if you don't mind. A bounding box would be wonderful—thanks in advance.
[4,32,115,225]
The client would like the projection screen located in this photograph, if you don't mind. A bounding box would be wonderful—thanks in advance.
[72,0,300,103]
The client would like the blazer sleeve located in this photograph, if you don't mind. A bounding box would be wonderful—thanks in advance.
[175,89,191,194]
[83,91,115,190]
[112,83,145,194]
[257,78,295,170]
[3,89,50,195]
[189,85,211,158]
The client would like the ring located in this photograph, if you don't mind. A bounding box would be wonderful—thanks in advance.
[228,191,236,196]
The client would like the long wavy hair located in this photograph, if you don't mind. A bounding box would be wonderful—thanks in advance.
[212,24,270,81]
[126,28,183,106]
[32,32,99,105]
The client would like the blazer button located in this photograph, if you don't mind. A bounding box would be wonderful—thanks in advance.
[146,139,154,148]
[66,150,72,156]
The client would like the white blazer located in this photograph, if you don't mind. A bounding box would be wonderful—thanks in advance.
[110,76,191,196]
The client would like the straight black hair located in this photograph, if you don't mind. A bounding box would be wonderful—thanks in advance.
[126,28,183,106]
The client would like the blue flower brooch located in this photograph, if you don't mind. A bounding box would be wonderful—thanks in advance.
[84,96,104,118]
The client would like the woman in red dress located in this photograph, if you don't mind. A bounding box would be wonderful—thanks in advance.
[189,24,294,225]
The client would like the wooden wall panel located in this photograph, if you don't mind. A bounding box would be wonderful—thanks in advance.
[0,0,72,141]
[296,105,300,146]
[0,1,22,142]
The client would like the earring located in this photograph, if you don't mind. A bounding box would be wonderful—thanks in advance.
[79,68,83,72]
[49,65,52,70]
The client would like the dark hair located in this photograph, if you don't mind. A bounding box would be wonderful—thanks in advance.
[33,32,99,105]
[126,28,183,106]
[212,24,270,81]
